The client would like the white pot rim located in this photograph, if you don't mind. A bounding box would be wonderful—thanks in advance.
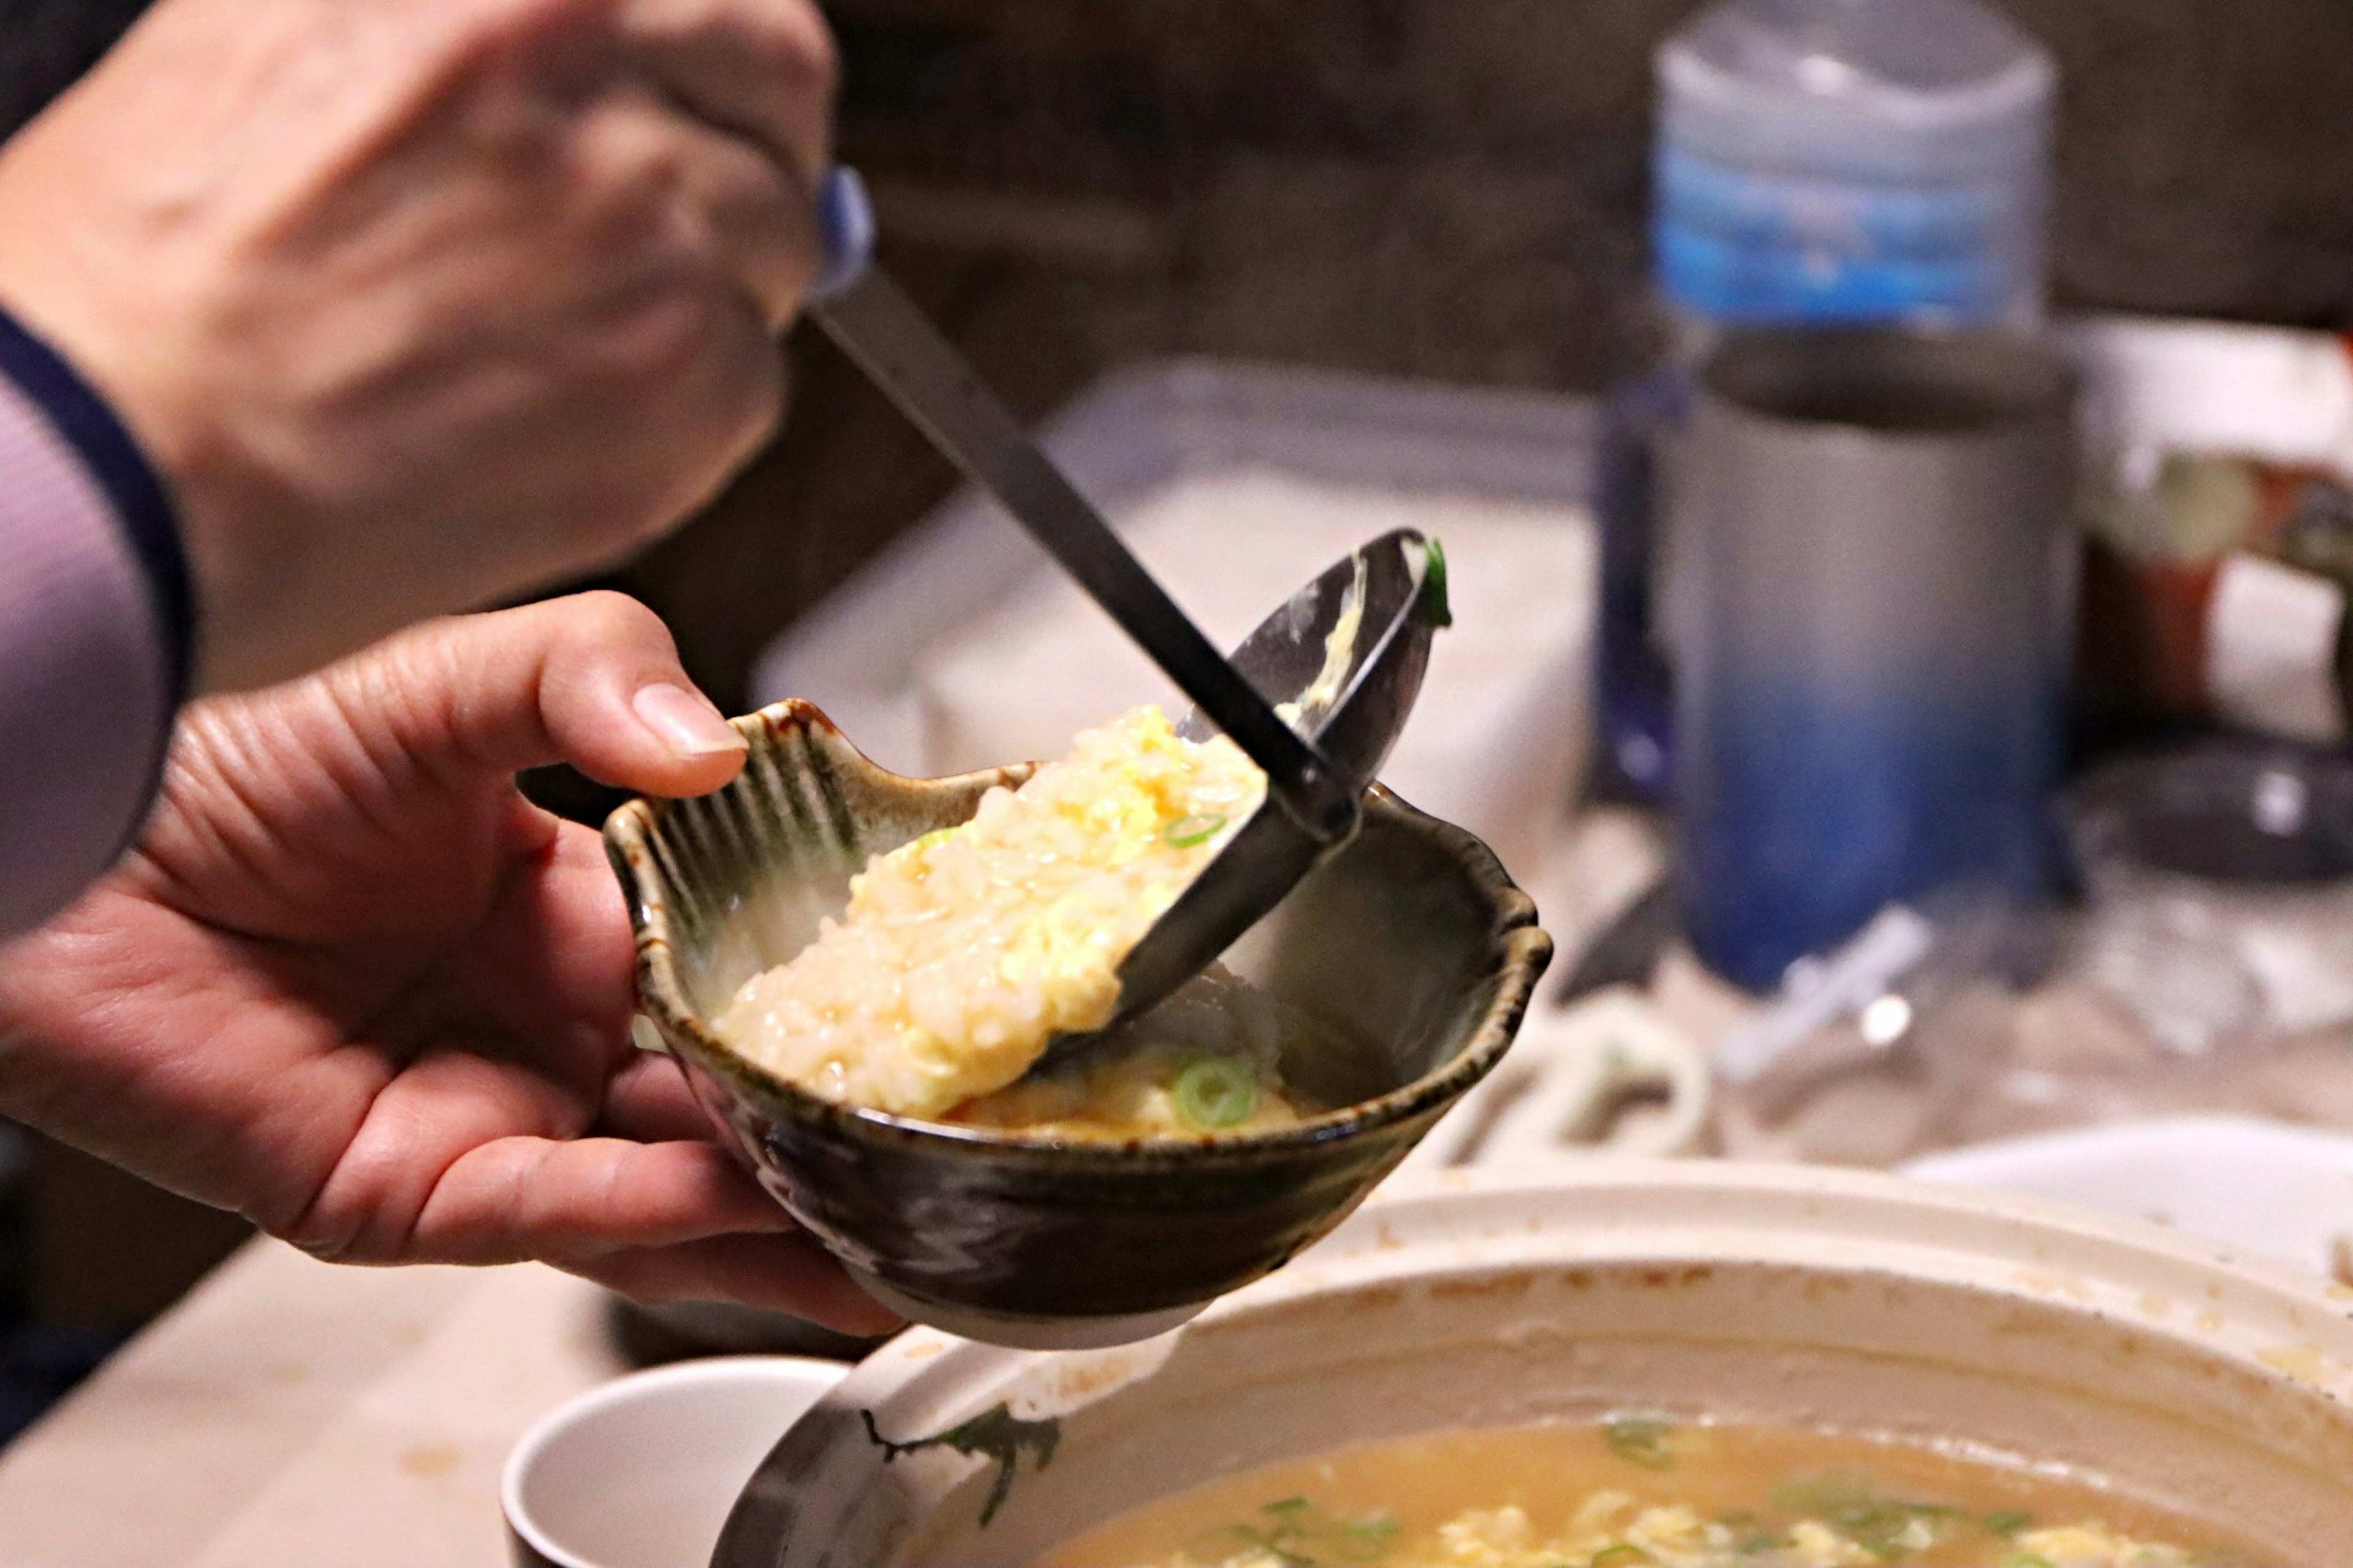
[711,1160,2353,1566]
[839,1157,2353,1406]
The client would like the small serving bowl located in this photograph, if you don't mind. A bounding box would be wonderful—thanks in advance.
[605,700,1551,1349]
[502,1355,849,1568]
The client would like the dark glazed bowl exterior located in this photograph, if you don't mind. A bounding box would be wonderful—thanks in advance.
[605,700,1552,1347]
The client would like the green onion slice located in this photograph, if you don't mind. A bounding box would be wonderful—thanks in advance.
[1173,1055,1259,1130]
[1414,535,1453,629]
[1602,1413,1676,1471]
[1162,811,1228,849]
[909,827,955,852]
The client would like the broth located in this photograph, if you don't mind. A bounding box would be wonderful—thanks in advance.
[1042,1420,2270,1567]
[946,960,1398,1143]
[947,966,1327,1141]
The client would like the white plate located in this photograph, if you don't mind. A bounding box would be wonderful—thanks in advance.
[1902,1113,2353,1282]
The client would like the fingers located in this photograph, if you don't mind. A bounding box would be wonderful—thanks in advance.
[600,1049,722,1143]
[393,1132,789,1259]
[389,1132,900,1332]
[615,0,837,191]
[570,1232,902,1333]
[536,593,749,797]
[586,0,837,329]
[665,113,820,330]
[340,591,746,800]
[568,84,818,333]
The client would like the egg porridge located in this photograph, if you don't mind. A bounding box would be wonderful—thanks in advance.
[714,704,1358,1132]
[1041,1420,2268,1567]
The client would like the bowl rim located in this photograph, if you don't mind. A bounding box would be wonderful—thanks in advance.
[605,698,1553,1168]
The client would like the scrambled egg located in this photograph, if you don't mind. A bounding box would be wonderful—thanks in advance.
[1171,1494,2208,1568]
[1427,1496,1862,1567]
[2009,1525,2196,1567]
[716,706,1265,1120]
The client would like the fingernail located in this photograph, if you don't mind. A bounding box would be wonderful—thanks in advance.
[633,684,745,759]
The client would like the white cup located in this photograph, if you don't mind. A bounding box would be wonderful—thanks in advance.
[502,1355,849,1568]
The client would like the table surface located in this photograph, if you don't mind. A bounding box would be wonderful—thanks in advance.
[0,1239,623,1568]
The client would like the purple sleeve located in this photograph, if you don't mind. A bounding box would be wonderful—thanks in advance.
[0,309,194,939]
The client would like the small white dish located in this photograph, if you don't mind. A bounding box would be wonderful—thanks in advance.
[502,1355,849,1568]
[1902,1113,2353,1281]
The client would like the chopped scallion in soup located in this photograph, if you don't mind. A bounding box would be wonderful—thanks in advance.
[1039,1422,2270,1567]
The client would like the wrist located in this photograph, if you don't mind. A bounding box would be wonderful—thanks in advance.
[0,126,269,694]
[0,308,195,710]
[0,305,194,935]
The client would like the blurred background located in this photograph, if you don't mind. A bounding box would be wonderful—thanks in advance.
[17,1,2343,719]
[5,0,2353,1433]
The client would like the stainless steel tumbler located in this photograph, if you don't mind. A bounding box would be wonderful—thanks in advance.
[1670,328,2078,989]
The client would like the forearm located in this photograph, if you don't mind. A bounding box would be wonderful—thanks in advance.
[0,306,191,938]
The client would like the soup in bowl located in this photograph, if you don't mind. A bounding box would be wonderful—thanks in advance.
[711,1162,2353,1566]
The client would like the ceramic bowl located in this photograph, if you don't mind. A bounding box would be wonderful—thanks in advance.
[710,1161,2353,1566]
[502,1355,848,1568]
[604,700,1551,1350]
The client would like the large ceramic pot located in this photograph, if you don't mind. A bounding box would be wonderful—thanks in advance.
[715,1161,2353,1566]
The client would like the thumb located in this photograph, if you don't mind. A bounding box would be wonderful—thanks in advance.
[343,591,747,799]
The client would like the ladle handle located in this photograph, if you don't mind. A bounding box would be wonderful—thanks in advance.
[806,170,1357,844]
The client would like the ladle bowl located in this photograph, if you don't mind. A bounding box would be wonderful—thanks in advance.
[1039,528,1442,1074]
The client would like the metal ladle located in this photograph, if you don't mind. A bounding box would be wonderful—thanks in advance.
[1067,525,1444,1068]
[803,170,1444,1064]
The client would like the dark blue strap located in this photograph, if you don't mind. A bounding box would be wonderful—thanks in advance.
[0,306,195,714]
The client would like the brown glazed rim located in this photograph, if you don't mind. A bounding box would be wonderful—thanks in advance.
[606,700,1552,1171]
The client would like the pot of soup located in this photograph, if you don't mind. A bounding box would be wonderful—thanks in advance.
[713,1160,2353,1566]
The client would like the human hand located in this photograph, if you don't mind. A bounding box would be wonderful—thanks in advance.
[0,592,894,1330]
[0,0,836,692]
